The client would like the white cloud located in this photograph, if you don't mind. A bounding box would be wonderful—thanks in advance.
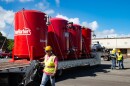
[55,0,60,7]
[81,21,98,31]
[93,28,130,38]
[19,0,33,2]
[51,10,129,39]
[0,20,6,30]
[56,14,68,20]
[69,18,80,24]
[45,9,55,15]
[81,22,88,27]
[89,21,98,31]
[119,34,130,37]
[0,6,14,30]
[0,6,14,38]
[102,29,115,34]
[56,14,99,30]
[35,0,55,15]
[56,14,80,24]
[4,10,14,24]
[56,14,130,39]
[94,29,117,38]
[1,0,14,3]
[35,1,49,10]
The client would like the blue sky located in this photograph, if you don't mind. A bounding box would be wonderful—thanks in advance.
[0,0,130,39]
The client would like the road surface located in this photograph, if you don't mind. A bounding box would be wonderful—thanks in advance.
[56,58,130,86]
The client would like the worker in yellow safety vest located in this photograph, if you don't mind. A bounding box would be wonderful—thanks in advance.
[110,49,117,69]
[117,50,124,69]
[40,46,58,86]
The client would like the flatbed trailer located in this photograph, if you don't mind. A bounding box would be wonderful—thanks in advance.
[0,52,102,86]
[0,52,101,72]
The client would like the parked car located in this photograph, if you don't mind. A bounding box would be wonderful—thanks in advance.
[0,52,12,58]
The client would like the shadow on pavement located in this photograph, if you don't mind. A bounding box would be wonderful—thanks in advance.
[56,64,111,82]
[124,67,130,70]
[116,67,130,70]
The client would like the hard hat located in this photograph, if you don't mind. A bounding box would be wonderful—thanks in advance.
[112,48,116,52]
[111,50,115,54]
[45,46,52,51]
[118,49,121,52]
[113,48,116,51]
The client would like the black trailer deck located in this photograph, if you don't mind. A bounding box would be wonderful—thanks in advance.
[0,59,30,72]
[0,59,30,86]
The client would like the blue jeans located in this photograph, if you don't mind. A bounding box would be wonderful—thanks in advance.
[40,73,55,86]
[118,60,124,69]
[111,58,116,69]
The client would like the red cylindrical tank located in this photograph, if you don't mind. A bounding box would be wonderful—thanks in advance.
[48,18,68,60]
[68,24,82,59]
[82,27,92,57]
[14,10,47,60]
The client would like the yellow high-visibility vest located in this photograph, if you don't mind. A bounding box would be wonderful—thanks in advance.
[117,54,123,61]
[43,54,56,74]
[111,50,116,54]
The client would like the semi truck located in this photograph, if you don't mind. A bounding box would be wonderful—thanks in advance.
[0,9,102,86]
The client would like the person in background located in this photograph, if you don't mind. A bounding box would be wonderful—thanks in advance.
[117,50,124,69]
[40,46,58,86]
[110,49,117,69]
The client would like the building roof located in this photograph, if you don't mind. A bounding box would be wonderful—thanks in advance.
[92,37,130,40]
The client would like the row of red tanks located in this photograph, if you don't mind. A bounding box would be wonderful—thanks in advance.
[13,9,92,61]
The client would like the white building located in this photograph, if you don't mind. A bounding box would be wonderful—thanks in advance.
[92,37,130,57]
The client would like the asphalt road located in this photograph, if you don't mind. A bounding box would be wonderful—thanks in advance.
[56,58,130,86]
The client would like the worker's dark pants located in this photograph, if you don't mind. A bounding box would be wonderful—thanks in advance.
[118,60,124,69]
[111,58,116,69]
